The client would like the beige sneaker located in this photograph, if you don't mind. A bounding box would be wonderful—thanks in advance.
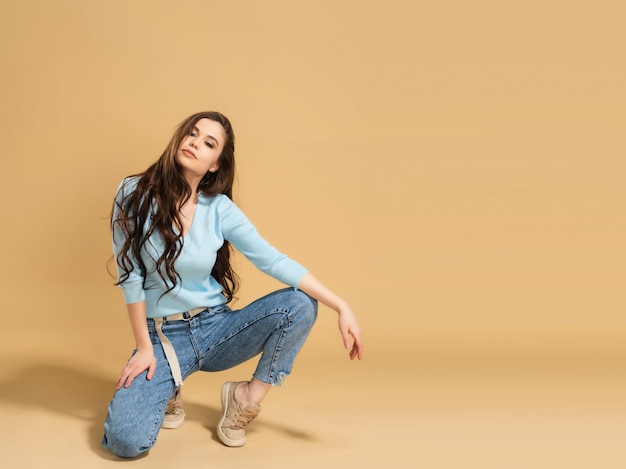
[217,381,261,447]
[162,389,185,429]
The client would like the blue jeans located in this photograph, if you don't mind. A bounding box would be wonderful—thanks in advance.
[102,288,317,458]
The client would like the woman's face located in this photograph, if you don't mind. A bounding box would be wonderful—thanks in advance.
[176,118,226,180]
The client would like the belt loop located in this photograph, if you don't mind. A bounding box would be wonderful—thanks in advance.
[153,317,183,387]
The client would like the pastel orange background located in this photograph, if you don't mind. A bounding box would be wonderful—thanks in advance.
[0,1,624,468]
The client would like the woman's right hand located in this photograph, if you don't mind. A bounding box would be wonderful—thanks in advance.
[116,347,157,389]
[118,301,155,389]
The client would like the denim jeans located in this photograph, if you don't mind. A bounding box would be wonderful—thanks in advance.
[102,288,317,458]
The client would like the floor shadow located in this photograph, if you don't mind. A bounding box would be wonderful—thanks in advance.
[0,359,122,459]
[186,400,317,444]
[0,358,317,459]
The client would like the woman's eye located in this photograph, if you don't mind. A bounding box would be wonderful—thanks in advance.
[205,142,213,148]
[190,131,196,137]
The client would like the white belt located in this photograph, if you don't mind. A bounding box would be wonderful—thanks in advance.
[153,307,206,386]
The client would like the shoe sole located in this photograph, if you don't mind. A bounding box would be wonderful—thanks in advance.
[161,415,185,429]
[217,382,245,447]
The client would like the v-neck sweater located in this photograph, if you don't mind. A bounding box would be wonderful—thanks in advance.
[112,177,308,318]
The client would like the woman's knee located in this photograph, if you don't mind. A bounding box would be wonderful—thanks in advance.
[290,289,318,327]
[102,408,157,458]
[102,429,153,459]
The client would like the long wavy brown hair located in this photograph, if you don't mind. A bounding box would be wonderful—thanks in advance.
[112,111,239,302]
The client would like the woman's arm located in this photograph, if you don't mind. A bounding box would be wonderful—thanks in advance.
[218,199,362,359]
[116,301,157,389]
[298,273,363,360]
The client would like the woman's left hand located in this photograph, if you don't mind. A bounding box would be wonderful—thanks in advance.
[338,306,363,360]
[296,273,363,360]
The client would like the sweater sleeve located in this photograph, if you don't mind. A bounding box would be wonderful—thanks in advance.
[112,177,146,304]
[217,196,308,288]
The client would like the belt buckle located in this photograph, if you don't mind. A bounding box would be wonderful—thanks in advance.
[182,311,192,321]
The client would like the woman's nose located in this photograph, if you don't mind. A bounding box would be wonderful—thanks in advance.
[189,138,198,148]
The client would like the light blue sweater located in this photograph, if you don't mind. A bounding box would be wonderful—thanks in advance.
[113,177,308,318]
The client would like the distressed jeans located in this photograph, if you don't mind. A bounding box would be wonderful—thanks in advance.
[102,288,318,458]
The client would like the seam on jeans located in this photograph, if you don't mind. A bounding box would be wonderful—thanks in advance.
[145,392,172,449]
[206,308,289,351]
[268,328,288,383]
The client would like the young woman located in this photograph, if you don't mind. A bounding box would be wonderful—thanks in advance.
[101,111,363,458]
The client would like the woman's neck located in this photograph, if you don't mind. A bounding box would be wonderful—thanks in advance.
[183,174,202,195]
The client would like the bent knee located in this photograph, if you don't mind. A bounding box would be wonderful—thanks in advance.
[102,433,151,459]
[292,290,318,325]
[102,421,154,459]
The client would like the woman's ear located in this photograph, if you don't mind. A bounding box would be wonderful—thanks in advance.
[209,163,220,173]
